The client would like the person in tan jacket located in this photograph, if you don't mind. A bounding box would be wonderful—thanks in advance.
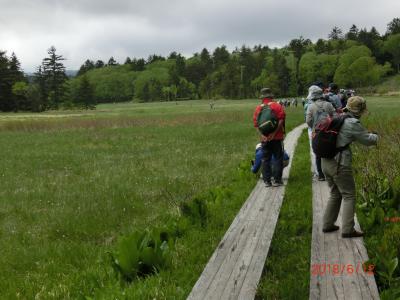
[322,96,378,238]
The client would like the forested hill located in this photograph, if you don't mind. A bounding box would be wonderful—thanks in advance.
[0,18,399,112]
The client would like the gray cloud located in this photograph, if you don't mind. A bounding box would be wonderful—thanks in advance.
[0,0,398,72]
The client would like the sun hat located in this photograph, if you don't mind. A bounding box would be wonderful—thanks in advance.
[343,96,368,116]
[259,88,273,99]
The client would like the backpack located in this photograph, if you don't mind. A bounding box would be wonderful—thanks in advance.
[312,101,331,129]
[257,103,278,135]
[312,114,350,158]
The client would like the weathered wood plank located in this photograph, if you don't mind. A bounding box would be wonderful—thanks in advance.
[321,182,345,300]
[235,129,304,298]
[236,189,284,299]
[188,124,307,300]
[187,183,267,299]
[202,188,279,299]
[310,178,327,300]
[309,147,380,300]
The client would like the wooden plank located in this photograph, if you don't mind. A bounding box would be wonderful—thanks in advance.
[338,239,363,300]
[309,147,380,300]
[321,182,345,300]
[235,126,306,298]
[310,178,327,300]
[188,124,307,300]
[187,183,267,299]
[220,125,307,299]
[221,190,281,298]
[202,188,279,299]
[236,189,285,298]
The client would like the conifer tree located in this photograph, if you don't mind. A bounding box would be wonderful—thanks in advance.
[41,46,67,109]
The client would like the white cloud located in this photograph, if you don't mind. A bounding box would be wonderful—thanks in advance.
[0,0,398,71]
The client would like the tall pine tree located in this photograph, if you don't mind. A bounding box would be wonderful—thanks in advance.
[41,46,67,109]
[0,51,12,111]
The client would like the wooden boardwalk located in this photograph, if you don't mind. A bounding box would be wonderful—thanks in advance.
[309,150,380,300]
[187,124,307,300]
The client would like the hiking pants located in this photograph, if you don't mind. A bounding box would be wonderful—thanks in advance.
[316,156,324,178]
[321,158,356,234]
[262,139,283,183]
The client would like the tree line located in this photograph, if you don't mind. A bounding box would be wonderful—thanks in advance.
[0,18,399,112]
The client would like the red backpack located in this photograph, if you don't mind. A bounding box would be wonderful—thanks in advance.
[312,114,351,158]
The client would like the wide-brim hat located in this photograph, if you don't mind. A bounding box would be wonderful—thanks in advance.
[343,96,368,116]
[259,88,273,99]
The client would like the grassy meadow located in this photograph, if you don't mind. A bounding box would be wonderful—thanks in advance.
[1,96,398,299]
[0,99,304,299]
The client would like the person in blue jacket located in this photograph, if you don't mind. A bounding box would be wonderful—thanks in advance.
[251,143,289,174]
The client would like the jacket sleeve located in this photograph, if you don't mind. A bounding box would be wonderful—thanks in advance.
[306,104,314,128]
[274,103,286,120]
[350,120,379,146]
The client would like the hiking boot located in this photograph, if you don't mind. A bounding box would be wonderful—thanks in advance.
[342,230,364,238]
[318,175,326,181]
[272,180,283,187]
[322,225,340,233]
[265,181,272,187]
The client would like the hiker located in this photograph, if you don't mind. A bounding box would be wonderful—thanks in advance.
[327,83,342,111]
[322,96,378,238]
[341,89,354,108]
[253,88,286,187]
[251,143,290,174]
[306,85,335,181]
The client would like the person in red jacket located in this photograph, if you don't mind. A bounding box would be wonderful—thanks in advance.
[253,88,286,187]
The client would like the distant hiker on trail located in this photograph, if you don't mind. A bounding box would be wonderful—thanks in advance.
[253,88,286,187]
[321,96,378,238]
[327,83,342,111]
[306,85,336,181]
[304,81,324,120]
[251,143,290,174]
[339,89,353,108]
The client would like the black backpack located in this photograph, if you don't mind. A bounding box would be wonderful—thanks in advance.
[257,103,278,135]
[312,114,350,158]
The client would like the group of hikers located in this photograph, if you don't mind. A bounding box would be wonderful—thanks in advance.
[278,98,298,108]
[251,84,378,238]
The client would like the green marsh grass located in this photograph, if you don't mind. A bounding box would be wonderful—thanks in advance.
[353,96,400,297]
[0,100,304,298]
[256,130,312,299]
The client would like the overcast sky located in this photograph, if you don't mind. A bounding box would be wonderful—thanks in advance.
[0,0,399,72]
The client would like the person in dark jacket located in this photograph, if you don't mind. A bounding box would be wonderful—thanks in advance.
[251,143,289,174]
